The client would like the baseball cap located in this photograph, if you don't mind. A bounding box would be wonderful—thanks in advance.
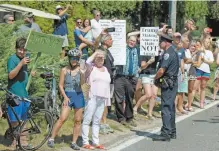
[23,12,34,18]
[159,33,173,43]
[56,5,63,10]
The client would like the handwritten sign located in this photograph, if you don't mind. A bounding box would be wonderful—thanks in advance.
[99,20,126,65]
[25,30,64,55]
[140,27,159,56]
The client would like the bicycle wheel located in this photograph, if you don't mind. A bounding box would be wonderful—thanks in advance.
[18,109,54,151]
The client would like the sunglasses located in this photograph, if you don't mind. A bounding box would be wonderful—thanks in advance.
[70,56,80,61]
[8,19,14,22]
[96,14,100,17]
[77,22,82,24]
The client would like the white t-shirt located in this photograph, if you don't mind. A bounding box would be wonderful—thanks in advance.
[90,19,102,40]
[184,49,192,72]
[198,50,214,73]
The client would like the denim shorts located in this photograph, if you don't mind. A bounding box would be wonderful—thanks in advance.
[196,69,210,80]
[65,91,85,109]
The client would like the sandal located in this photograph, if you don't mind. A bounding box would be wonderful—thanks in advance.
[95,144,105,149]
[83,144,95,150]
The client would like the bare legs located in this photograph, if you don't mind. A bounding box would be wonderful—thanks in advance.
[213,79,219,101]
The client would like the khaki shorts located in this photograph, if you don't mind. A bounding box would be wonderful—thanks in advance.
[56,34,69,48]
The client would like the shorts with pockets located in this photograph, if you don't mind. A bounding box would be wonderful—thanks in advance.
[65,91,85,109]
[7,101,30,122]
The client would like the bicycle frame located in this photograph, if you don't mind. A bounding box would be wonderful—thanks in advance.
[51,68,56,115]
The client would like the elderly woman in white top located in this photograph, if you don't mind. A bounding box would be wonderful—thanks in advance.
[82,51,111,150]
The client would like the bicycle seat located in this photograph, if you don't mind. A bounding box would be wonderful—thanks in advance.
[40,72,53,79]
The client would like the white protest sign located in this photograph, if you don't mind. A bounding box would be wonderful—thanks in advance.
[140,27,159,56]
[99,20,126,65]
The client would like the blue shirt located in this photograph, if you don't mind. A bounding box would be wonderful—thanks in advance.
[7,54,28,97]
[73,28,88,59]
[53,14,68,36]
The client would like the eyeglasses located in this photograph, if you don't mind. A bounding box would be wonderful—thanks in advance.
[8,19,14,22]
[70,56,80,61]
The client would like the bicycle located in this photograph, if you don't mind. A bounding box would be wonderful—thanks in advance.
[0,85,54,151]
[38,65,61,122]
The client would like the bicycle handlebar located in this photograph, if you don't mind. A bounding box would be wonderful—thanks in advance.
[0,85,31,103]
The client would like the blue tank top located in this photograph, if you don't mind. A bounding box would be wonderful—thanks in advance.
[64,71,81,92]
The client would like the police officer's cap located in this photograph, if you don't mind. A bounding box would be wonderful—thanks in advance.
[159,34,173,43]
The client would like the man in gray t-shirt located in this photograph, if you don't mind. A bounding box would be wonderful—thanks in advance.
[17,12,42,33]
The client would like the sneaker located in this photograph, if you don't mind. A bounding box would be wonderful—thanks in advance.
[70,142,80,150]
[105,124,114,133]
[47,139,55,148]
[100,124,109,135]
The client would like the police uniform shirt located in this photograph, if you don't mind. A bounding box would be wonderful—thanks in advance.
[160,45,179,77]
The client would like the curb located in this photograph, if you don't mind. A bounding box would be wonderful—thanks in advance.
[107,101,219,151]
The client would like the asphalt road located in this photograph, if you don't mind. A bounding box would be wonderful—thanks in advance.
[122,104,219,151]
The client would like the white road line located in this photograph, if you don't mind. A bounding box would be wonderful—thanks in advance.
[107,101,219,151]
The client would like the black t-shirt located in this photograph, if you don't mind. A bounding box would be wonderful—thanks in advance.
[140,56,160,75]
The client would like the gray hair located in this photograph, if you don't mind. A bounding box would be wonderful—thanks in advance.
[100,34,111,44]
[93,10,100,16]
[3,14,13,23]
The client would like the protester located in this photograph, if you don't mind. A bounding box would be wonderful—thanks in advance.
[7,37,31,147]
[78,19,93,51]
[153,34,179,141]
[17,12,42,33]
[74,18,93,59]
[133,55,159,120]
[97,33,115,134]
[53,5,71,58]
[192,40,214,109]
[114,36,139,127]
[184,40,202,111]
[172,33,188,114]
[90,10,102,41]
[47,48,86,150]
[82,51,111,150]
[3,14,14,24]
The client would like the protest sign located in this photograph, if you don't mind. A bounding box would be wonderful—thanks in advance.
[140,27,159,56]
[25,30,64,55]
[99,20,126,65]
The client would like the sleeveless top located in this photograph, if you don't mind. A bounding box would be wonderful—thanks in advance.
[64,70,81,92]
[89,67,111,100]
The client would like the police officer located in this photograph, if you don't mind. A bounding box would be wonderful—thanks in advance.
[153,34,179,141]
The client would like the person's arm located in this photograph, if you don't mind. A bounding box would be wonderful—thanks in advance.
[154,68,166,80]
[192,54,202,67]
[8,57,29,80]
[58,68,69,107]
[58,5,71,17]
[80,26,91,33]
[78,35,93,46]
[154,53,171,80]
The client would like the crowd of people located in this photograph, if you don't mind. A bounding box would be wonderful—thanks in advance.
[1,4,219,150]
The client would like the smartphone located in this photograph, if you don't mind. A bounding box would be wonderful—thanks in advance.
[212,38,217,41]
[25,52,30,59]
[106,27,115,32]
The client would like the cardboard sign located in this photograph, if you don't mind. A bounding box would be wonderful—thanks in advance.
[25,30,64,55]
[140,27,159,56]
[99,20,126,65]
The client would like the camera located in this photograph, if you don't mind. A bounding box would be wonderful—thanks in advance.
[166,25,172,29]
[106,27,115,32]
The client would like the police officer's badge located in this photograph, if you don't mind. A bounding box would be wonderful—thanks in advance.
[164,53,169,60]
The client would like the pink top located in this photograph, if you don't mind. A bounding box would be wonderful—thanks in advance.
[89,66,111,106]
[85,57,111,106]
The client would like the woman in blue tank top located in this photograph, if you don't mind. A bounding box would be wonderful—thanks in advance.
[47,48,86,150]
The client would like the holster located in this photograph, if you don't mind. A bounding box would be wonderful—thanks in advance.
[155,76,176,89]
